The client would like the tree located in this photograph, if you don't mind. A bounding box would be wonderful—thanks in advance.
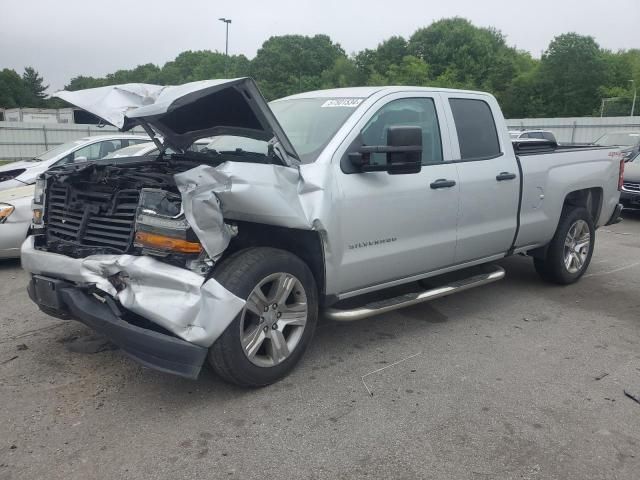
[384,56,430,85]
[22,67,48,104]
[355,36,408,81]
[0,69,33,108]
[320,57,360,88]
[537,33,606,116]
[407,17,528,102]
[251,35,346,99]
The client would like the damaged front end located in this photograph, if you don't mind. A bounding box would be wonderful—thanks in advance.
[21,77,328,380]
[23,158,246,378]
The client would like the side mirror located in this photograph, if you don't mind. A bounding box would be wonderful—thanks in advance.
[347,126,422,175]
[73,156,88,163]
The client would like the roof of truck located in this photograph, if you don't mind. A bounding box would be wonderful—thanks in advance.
[276,86,490,101]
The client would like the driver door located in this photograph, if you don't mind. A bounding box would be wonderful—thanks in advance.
[333,93,459,295]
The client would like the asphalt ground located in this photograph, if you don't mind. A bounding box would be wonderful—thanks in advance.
[1,212,639,479]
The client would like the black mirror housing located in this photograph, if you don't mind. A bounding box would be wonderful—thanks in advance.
[343,126,423,175]
[386,126,422,175]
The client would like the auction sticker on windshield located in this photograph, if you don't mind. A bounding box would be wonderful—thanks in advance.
[321,98,364,108]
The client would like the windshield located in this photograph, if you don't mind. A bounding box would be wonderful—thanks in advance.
[196,98,362,163]
[270,98,363,163]
[31,140,86,162]
[595,132,640,147]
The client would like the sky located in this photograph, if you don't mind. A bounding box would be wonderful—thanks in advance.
[1,0,639,92]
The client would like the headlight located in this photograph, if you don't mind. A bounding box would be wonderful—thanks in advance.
[0,203,14,224]
[134,189,202,254]
[33,177,45,205]
[32,177,46,227]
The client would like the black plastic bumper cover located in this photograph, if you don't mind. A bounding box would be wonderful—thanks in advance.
[28,277,207,379]
[605,203,624,225]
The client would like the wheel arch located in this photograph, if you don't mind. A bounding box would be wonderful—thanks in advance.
[528,188,601,260]
[563,187,603,225]
[218,221,327,303]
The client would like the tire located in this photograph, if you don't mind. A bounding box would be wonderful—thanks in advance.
[208,247,318,387]
[534,207,595,285]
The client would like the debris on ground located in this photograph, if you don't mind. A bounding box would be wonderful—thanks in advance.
[624,389,640,405]
[594,372,609,381]
[16,344,28,351]
[1,356,18,365]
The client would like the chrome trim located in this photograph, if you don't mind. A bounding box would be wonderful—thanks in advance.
[324,265,505,322]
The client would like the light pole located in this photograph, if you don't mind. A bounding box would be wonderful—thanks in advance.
[629,79,637,117]
[218,18,231,56]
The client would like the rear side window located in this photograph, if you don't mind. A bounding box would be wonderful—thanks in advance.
[449,98,501,160]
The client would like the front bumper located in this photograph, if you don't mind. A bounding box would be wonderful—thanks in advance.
[21,236,246,378]
[28,276,208,378]
[620,190,640,209]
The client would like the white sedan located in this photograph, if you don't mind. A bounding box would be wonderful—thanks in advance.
[0,184,34,258]
[0,138,210,258]
[0,134,149,192]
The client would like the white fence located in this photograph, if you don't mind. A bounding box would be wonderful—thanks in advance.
[2,116,640,162]
[0,121,148,162]
[506,116,640,144]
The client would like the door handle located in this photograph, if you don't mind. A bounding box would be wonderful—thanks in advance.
[496,172,517,181]
[430,178,456,189]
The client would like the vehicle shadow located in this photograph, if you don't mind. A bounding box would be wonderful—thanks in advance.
[0,258,21,270]
[621,209,640,221]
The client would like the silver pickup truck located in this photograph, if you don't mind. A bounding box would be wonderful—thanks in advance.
[22,78,623,386]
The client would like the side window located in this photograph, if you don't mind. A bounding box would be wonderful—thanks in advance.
[361,98,443,166]
[449,98,501,160]
[529,132,544,139]
[70,142,102,162]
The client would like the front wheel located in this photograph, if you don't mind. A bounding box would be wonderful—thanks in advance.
[534,207,595,285]
[208,247,318,387]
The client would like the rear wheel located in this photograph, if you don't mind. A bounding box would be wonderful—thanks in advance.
[208,248,318,387]
[534,207,595,285]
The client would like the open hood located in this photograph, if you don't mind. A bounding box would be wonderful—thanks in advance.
[54,78,299,165]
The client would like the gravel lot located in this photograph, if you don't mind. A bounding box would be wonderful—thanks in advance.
[1,213,639,480]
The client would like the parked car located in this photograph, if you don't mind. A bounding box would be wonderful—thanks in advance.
[0,140,158,259]
[23,79,623,386]
[593,131,640,208]
[594,131,640,162]
[509,129,557,143]
[0,134,149,191]
[0,184,34,258]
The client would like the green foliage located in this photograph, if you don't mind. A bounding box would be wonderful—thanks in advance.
[0,68,32,108]
[1,19,638,118]
[22,67,48,104]
[250,34,346,99]
[536,33,606,116]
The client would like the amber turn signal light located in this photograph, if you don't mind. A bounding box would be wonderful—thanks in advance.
[134,231,203,254]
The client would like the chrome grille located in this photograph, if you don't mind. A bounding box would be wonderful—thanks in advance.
[45,183,139,253]
[623,181,640,192]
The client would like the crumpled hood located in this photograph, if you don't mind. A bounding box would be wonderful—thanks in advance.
[54,78,299,165]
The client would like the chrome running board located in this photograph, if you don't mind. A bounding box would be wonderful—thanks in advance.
[324,265,505,322]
